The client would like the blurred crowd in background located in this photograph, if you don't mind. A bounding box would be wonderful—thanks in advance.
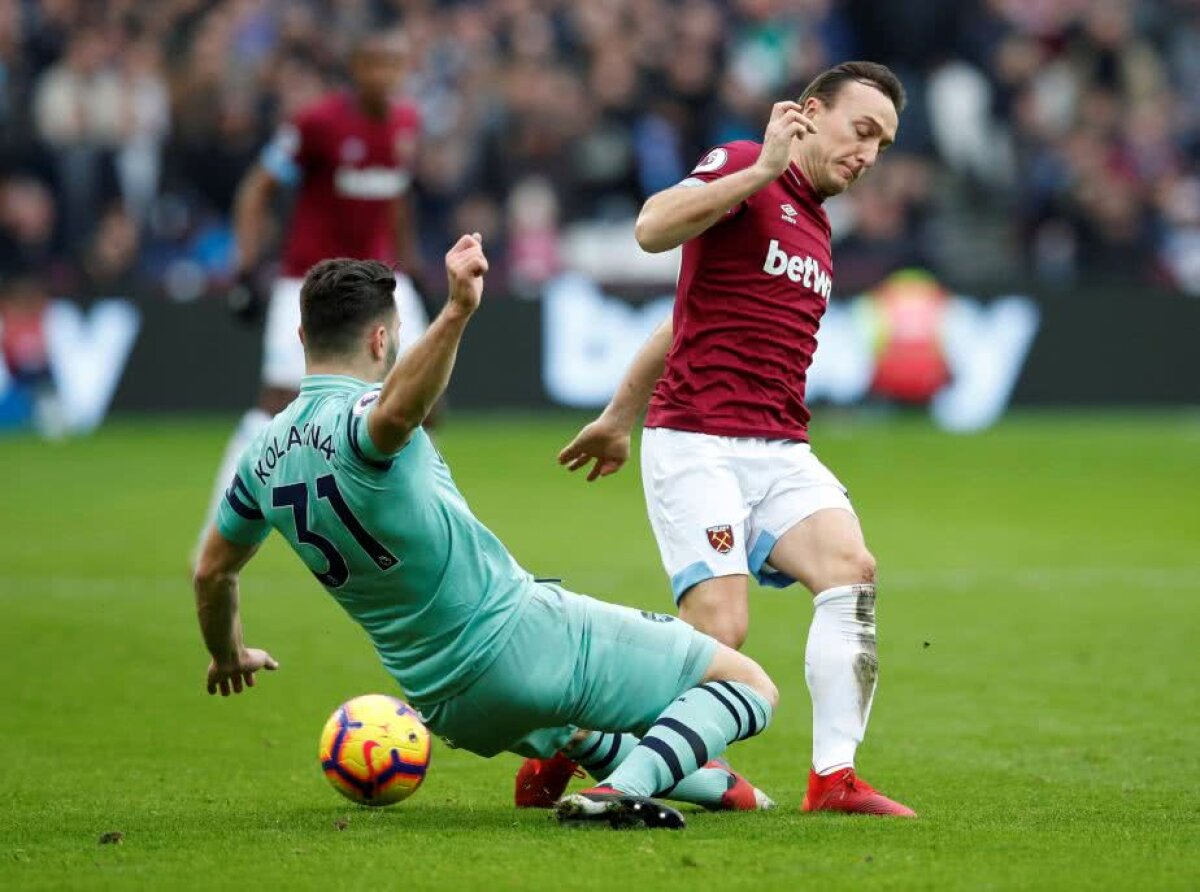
[1,0,1198,321]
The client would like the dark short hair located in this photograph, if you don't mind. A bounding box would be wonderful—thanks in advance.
[300,258,397,358]
[799,61,906,115]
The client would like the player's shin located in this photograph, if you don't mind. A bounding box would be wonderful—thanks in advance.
[805,583,878,775]
[598,682,773,798]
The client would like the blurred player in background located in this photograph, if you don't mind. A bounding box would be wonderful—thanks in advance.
[546,62,916,817]
[195,29,428,557]
[193,240,777,830]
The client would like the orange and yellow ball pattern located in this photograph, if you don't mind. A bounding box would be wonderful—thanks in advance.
[318,694,431,806]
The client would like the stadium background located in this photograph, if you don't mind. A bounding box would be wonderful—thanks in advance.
[2,2,1198,890]
[1,0,1199,429]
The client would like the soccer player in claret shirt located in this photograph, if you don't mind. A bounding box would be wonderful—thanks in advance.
[193,240,778,831]
[195,29,429,558]
[530,62,916,817]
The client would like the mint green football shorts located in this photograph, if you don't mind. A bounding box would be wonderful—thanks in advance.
[416,584,718,758]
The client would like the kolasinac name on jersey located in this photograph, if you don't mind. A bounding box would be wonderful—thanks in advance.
[647,140,835,442]
[250,388,379,486]
[251,422,336,484]
[215,375,537,707]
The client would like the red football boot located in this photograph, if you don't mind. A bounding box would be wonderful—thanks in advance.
[704,758,776,811]
[801,767,916,817]
[514,752,585,808]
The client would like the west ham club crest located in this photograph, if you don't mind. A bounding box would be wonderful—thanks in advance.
[706,525,734,554]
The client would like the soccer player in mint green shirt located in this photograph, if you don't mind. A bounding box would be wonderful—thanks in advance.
[192,236,779,828]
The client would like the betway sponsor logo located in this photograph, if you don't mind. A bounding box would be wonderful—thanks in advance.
[334,166,411,199]
[762,239,832,299]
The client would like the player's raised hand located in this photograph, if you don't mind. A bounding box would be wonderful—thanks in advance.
[755,100,818,180]
[206,648,279,697]
[558,417,631,482]
[445,232,488,315]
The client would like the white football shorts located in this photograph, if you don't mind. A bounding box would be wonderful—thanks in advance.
[261,273,430,389]
[640,426,855,603]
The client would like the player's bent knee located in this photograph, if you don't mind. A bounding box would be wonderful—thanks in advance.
[854,548,877,585]
[703,644,779,712]
[824,545,875,588]
[752,667,780,712]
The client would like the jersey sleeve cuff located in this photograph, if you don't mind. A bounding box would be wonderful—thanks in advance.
[215,515,270,547]
[350,412,397,469]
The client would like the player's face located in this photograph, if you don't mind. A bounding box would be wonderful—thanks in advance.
[804,81,898,196]
[351,36,407,106]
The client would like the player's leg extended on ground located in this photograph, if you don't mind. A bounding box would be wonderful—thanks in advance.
[634,576,770,806]
[526,583,767,810]
[561,729,749,808]
[768,507,877,774]
[599,643,778,798]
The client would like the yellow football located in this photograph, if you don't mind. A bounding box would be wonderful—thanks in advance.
[318,694,431,806]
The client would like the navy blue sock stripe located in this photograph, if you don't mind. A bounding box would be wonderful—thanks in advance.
[641,735,686,789]
[574,732,608,763]
[585,734,627,775]
[700,683,742,739]
[654,718,708,772]
[717,681,759,740]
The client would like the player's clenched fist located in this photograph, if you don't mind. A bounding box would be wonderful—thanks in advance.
[755,100,818,180]
[445,232,488,315]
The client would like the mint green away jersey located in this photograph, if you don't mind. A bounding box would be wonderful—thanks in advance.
[215,375,534,704]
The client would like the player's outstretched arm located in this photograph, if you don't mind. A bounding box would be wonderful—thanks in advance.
[193,527,278,696]
[558,316,673,482]
[634,101,817,253]
[368,233,488,455]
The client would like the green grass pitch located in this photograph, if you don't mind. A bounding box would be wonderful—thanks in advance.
[3,411,1198,890]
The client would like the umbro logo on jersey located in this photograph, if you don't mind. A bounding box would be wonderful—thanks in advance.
[762,239,832,299]
[780,203,798,224]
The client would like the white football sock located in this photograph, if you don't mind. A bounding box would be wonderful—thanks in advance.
[194,408,271,561]
[805,583,878,775]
